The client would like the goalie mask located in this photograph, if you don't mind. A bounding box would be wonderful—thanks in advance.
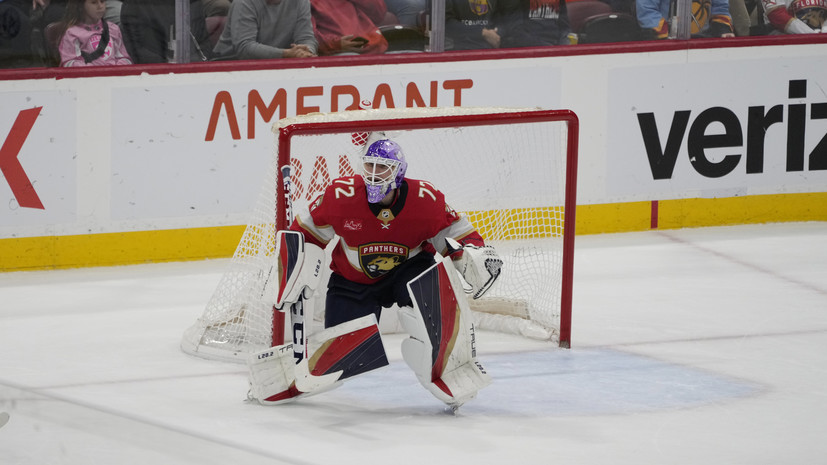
[362,139,407,204]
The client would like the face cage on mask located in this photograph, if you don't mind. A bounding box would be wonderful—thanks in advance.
[362,156,401,203]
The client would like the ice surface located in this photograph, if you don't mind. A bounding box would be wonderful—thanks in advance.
[1,223,826,464]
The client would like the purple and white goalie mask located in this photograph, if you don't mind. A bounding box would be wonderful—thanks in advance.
[362,139,407,204]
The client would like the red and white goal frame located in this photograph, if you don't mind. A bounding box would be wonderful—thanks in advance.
[182,107,579,363]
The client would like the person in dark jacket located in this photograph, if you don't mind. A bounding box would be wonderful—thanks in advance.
[497,0,571,47]
[445,0,569,50]
[1,0,36,67]
[445,0,499,50]
[120,0,214,63]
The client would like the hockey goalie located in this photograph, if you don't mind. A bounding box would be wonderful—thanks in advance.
[247,139,503,410]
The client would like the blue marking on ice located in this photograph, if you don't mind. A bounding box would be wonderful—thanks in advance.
[323,348,760,416]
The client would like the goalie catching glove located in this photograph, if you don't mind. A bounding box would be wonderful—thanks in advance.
[446,237,503,299]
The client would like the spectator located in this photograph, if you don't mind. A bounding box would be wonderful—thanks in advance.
[213,0,316,59]
[384,0,425,26]
[120,0,214,63]
[444,0,499,49]
[762,0,826,33]
[445,0,571,50]
[203,0,231,16]
[636,0,735,38]
[56,0,132,66]
[1,0,35,67]
[310,0,388,55]
[31,0,116,49]
[496,0,572,47]
[28,0,62,62]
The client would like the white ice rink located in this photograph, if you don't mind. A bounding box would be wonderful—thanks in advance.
[1,222,826,465]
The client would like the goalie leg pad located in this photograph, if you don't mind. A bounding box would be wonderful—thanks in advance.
[401,336,490,407]
[401,256,492,409]
[247,344,302,405]
[247,315,389,406]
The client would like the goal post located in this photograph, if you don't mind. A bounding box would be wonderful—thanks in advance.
[182,107,578,363]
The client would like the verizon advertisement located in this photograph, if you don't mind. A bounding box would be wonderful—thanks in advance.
[607,56,827,199]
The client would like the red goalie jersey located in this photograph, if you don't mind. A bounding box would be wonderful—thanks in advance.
[290,175,484,285]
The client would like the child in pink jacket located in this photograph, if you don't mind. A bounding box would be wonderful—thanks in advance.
[58,0,132,66]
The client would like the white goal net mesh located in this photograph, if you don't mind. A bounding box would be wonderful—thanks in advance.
[182,107,577,362]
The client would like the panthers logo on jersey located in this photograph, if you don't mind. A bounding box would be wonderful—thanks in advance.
[359,242,409,279]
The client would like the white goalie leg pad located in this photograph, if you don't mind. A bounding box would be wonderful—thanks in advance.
[247,339,344,406]
[400,256,492,409]
[399,331,491,409]
[247,315,389,406]
[247,343,302,405]
[265,230,325,310]
[446,237,503,299]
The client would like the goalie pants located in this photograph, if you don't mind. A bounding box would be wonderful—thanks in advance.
[324,252,437,328]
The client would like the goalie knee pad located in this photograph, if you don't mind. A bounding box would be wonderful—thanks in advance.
[400,256,492,409]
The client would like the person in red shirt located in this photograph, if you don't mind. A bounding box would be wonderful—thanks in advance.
[309,0,388,55]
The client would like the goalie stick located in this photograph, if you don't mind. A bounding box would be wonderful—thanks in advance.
[281,164,294,228]
[254,164,296,348]
[276,166,336,392]
[287,295,342,393]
